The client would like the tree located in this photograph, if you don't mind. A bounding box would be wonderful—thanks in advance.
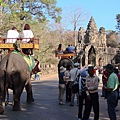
[106,31,119,48]
[62,6,89,46]
[0,0,62,65]
[5,0,62,22]
[0,0,62,36]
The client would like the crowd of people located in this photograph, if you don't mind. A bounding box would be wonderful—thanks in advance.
[58,63,120,120]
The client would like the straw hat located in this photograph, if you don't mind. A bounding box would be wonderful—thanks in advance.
[60,66,66,73]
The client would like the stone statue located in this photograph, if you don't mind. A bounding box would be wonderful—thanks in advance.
[78,27,85,43]
[98,27,106,46]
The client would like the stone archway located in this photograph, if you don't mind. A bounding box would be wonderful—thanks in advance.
[88,46,96,66]
[98,58,102,67]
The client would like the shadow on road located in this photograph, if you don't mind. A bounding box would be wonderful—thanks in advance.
[0,78,120,120]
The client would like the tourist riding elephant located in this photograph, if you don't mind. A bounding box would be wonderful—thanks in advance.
[0,51,34,114]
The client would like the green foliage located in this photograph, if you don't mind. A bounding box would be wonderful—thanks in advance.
[0,0,62,35]
[106,31,119,48]
[0,0,2,5]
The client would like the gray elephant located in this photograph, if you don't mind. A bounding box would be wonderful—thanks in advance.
[58,58,74,74]
[0,51,34,114]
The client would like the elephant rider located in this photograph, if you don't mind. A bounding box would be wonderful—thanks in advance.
[6,27,19,43]
[21,24,34,56]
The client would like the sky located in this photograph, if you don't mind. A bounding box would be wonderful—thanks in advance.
[57,0,120,31]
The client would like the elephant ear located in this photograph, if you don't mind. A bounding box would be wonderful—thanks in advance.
[32,64,41,74]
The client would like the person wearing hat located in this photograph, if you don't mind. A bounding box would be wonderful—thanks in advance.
[104,64,119,120]
[58,66,66,105]
[69,62,80,106]
[82,66,100,120]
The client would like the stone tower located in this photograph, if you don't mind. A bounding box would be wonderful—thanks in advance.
[78,16,107,46]
[77,16,116,67]
[84,16,98,44]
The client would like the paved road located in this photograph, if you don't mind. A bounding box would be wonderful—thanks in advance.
[0,74,120,120]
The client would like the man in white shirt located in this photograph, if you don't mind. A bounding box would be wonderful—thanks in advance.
[82,66,99,120]
[6,27,19,43]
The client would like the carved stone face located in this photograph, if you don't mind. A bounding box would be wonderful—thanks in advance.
[99,27,105,33]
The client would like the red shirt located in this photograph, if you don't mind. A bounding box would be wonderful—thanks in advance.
[102,70,108,82]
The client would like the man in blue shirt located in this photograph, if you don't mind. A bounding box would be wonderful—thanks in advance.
[66,44,75,53]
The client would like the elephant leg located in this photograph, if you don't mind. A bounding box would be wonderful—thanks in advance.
[0,96,4,114]
[0,87,6,114]
[25,81,34,103]
[13,93,21,111]
[13,86,24,111]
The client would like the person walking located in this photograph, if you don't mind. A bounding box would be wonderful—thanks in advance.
[58,66,66,105]
[69,63,80,106]
[82,66,100,120]
[104,64,119,120]
[64,64,72,102]
[32,59,41,81]
[78,67,88,120]
[113,67,120,108]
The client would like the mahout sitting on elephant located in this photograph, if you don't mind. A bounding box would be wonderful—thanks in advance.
[0,50,35,114]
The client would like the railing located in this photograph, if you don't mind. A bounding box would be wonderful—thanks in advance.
[55,51,77,59]
[0,38,40,50]
[55,53,76,57]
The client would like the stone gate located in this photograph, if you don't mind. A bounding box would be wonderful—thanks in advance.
[77,16,118,67]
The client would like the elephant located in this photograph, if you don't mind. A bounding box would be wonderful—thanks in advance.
[0,51,34,114]
[58,58,74,74]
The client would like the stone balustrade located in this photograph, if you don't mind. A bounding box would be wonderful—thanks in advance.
[31,63,58,80]
[39,63,58,76]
